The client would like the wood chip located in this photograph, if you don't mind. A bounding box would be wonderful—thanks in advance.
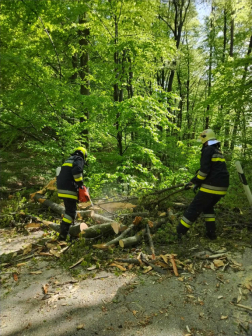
[220,315,228,320]
[42,284,49,294]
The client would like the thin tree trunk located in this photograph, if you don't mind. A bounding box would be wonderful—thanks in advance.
[79,13,90,149]
[224,12,234,149]
[230,35,252,150]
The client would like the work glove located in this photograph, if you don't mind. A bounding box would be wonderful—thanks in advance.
[193,184,199,194]
[184,182,193,190]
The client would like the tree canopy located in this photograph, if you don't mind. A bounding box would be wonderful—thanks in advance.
[1,0,251,200]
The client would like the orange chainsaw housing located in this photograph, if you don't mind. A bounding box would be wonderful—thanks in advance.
[78,186,90,202]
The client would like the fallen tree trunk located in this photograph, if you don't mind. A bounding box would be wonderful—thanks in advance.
[119,212,149,218]
[119,218,166,248]
[106,223,135,246]
[34,194,65,215]
[49,222,115,238]
[34,195,117,226]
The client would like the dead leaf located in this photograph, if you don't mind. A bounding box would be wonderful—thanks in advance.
[213,259,225,268]
[218,296,223,299]
[128,264,133,270]
[76,324,84,330]
[132,310,138,316]
[17,263,26,267]
[210,263,215,270]
[49,249,60,258]
[42,284,49,294]
[143,266,152,274]
[13,273,18,281]
[109,263,126,271]
[148,220,153,228]
[237,294,242,303]
[178,277,184,282]
[220,315,228,320]
[30,271,42,275]
[159,212,166,217]
[160,254,169,264]
[23,244,32,255]
[133,216,142,225]
[39,252,52,256]
[87,265,96,271]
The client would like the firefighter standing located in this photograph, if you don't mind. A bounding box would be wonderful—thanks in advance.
[56,147,87,240]
[177,129,229,240]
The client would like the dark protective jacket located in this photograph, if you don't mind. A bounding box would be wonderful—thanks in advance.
[191,144,229,195]
[57,154,84,200]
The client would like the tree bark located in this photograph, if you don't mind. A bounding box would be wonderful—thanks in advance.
[79,12,90,149]
[119,218,166,248]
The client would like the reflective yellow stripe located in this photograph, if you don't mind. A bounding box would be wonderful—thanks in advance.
[181,219,190,228]
[58,193,78,200]
[200,188,227,195]
[74,177,83,182]
[62,217,72,223]
[205,218,215,222]
[211,158,225,162]
[62,163,73,167]
[197,174,206,180]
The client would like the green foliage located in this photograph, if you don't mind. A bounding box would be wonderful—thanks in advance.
[0,0,251,208]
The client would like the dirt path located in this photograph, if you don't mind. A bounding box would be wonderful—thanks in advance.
[1,230,252,336]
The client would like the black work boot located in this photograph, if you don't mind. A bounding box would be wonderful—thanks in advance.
[176,223,189,241]
[58,222,71,241]
[205,222,216,240]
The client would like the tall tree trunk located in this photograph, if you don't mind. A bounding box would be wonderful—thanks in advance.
[230,35,252,151]
[224,12,234,149]
[205,6,214,129]
[113,15,123,156]
[79,13,90,149]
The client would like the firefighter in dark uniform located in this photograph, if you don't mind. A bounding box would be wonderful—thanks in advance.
[56,147,87,240]
[177,129,229,240]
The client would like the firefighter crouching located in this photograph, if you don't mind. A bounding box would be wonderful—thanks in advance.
[177,129,229,240]
[56,147,87,240]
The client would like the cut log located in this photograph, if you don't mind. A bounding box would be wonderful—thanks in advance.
[91,213,114,223]
[49,222,115,238]
[33,194,65,215]
[106,223,135,246]
[119,218,166,248]
[111,222,127,234]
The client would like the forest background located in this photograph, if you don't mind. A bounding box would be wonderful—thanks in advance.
[1,0,252,209]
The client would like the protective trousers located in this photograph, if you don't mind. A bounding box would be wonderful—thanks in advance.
[177,191,223,239]
[59,198,77,240]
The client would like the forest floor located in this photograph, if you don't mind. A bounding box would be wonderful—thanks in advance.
[0,188,252,336]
